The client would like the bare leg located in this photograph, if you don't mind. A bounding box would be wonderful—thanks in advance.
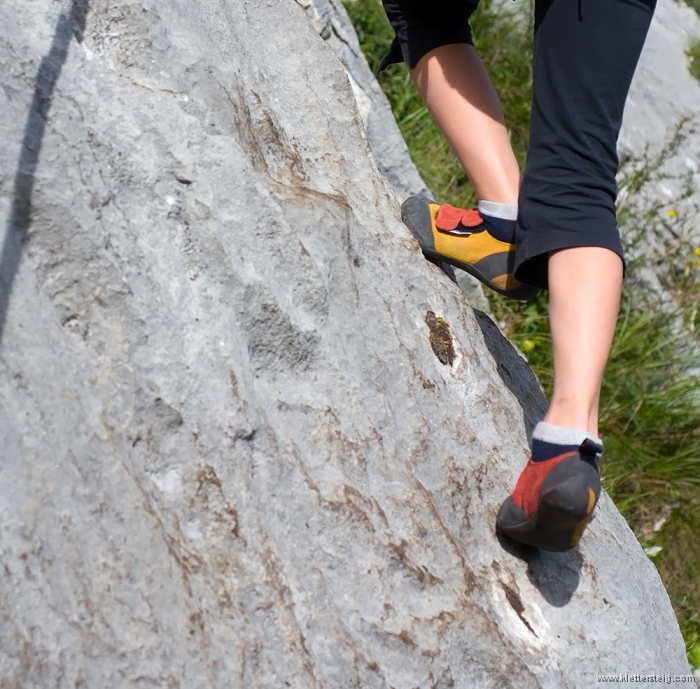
[411,45,622,424]
[545,247,623,436]
[410,44,520,205]
[496,246,622,549]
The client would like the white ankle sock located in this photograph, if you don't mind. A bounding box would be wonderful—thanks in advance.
[531,421,601,447]
[478,200,518,221]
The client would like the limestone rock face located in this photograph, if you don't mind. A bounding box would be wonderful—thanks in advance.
[620,0,700,267]
[0,1,691,687]
[621,0,700,177]
[300,0,431,201]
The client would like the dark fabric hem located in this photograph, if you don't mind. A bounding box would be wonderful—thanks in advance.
[514,234,626,290]
[402,30,475,70]
[378,33,475,73]
[378,0,477,71]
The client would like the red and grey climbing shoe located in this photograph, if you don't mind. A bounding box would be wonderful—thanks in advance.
[401,195,538,300]
[496,438,603,552]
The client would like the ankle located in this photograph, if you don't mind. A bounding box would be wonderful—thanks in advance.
[530,421,603,462]
[544,401,598,436]
[477,200,517,244]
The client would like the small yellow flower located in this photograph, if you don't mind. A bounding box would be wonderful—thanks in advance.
[695,246,700,257]
[521,339,536,353]
[668,209,677,218]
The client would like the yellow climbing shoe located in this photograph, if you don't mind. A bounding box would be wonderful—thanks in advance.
[402,196,539,300]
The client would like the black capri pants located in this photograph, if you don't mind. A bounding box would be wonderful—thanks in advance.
[380,0,656,289]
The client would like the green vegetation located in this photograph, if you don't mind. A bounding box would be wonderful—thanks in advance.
[686,0,700,22]
[344,0,700,665]
[687,37,700,83]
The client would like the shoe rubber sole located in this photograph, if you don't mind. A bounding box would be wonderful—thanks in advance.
[496,453,601,552]
[497,489,597,552]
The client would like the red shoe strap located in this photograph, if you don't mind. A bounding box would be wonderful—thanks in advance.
[435,204,483,233]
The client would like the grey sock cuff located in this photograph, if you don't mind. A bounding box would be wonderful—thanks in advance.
[478,200,518,221]
[532,421,602,448]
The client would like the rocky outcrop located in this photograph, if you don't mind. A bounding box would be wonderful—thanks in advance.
[620,0,700,272]
[0,0,691,687]
[618,0,700,372]
[300,0,430,201]
[621,0,700,203]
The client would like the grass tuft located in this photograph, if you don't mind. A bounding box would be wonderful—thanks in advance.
[687,37,700,83]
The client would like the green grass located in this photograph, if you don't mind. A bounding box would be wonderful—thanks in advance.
[687,37,700,83]
[344,0,700,665]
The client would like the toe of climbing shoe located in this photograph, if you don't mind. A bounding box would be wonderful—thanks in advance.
[401,195,438,253]
[401,195,538,301]
[496,439,602,552]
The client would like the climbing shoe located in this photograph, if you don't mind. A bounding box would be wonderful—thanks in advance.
[496,438,603,552]
[401,196,538,300]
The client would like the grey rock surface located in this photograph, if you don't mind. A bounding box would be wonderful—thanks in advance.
[620,0,700,259]
[0,0,691,687]
[300,0,431,201]
[618,0,700,377]
[621,0,700,171]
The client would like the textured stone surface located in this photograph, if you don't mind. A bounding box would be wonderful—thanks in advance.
[619,0,700,376]
[0,0,691,686]
[621,0,700,172]
[620,0,700,262]
[300,0,430,201]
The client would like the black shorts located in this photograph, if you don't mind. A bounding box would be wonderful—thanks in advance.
[378,0,478,72]
[380,0,656,289]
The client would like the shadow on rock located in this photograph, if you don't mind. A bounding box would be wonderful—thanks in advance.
[473,309,548,438]
[480,306,583,606]
[0,0,89,347]
[497,530,583,607]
